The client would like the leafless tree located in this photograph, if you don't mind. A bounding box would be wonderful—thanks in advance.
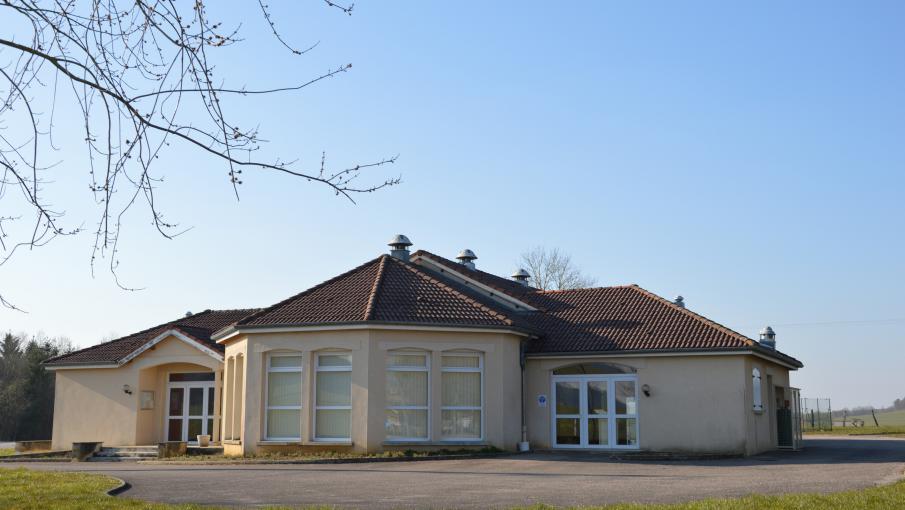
[520,246,597,291]
[0,0,398,310]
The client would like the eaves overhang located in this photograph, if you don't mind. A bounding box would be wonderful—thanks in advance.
[526,346,803,370]
[213,320,541,344]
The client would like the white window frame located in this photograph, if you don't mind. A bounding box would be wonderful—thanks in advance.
[385,350,431,442]
[165,373,216,444]
[440,352,484,441]
[752,368,764,412]
[263,352,303,441]
[314,352,353,441]
[550,374,640,450]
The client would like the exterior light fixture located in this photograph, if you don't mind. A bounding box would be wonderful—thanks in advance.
[642,384,651,397]
[122,384,133,395]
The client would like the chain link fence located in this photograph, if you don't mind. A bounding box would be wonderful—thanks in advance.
[801,397,832,431]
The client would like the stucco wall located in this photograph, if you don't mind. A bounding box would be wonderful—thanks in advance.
[525,355,757,454]
[51,335,221,450]
[745,356,792,455]
[222,328,525,454]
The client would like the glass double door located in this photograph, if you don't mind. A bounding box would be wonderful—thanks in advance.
[552,376,639,449]
[167,383,215,443]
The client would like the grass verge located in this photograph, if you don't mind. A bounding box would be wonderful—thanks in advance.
[804,426,905,438]
[154,446,502,463]
[0,449,15,457]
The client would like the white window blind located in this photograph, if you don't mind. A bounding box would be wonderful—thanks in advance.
[265,354,302,440]
[441,353,482,440]
[386,352,429,440]
[315,353,352,440]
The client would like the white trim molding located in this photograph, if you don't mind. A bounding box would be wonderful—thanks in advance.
[527,349,801,370]
[215,323,533,344]
[47,329,224,370]
[411,255,538,312]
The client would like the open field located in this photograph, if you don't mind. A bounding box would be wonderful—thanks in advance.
[806,426,905,438]
[3,466,905,510]
[846,410,905,427]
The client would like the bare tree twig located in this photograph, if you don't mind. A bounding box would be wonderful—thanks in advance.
[0,0,399,309]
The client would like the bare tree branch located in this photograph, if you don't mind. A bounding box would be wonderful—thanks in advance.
[520,246,597,291]
[0,0,399,309]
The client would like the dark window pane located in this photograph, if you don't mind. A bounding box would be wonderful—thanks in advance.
[587,381,607,415]
[168,419,183,441]
[207,388,215,415]
[556,418,580,444]
[188,419,202,439]
[554,363,632,375]
[616,418,638,446]
[189,388,204,416]
[169,372,215,382]
[207,419,214,437]
[555,382,580,414]
[615,381,636,415]
[588,418,608,446]
[169,388,184,417]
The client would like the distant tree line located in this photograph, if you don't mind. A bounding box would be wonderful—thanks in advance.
[0,332,71,441]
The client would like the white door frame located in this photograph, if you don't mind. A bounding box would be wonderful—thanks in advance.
[551,374,640,450]
[166,379,216,444]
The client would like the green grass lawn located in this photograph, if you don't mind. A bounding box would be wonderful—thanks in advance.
[846,409,905,427]
[3,467,905,509]
[154,447,501,463]
[0,449,15,457]
[804,425,905,438]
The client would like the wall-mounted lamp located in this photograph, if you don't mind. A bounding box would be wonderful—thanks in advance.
[122,384,133,395]
[641,384,651,397]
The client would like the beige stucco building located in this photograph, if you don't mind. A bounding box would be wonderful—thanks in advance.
[46,238,803,456]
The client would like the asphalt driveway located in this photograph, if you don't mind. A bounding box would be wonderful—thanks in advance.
[7,437,905,508]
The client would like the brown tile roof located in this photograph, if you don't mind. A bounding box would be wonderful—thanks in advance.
[411,250,800,366]
[46,250,801,369]
[522,285,779,353]
[235,255,526,330]
[44,309,259,366]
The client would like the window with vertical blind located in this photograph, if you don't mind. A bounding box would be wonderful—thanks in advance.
[265,353,302,440]
[315,353,352,440]
[441,352,483,440]
[385,352,429,440]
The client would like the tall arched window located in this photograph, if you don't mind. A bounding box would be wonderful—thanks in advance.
[752,368,763,412]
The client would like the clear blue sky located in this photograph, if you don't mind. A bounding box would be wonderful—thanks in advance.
[2,1,903,409]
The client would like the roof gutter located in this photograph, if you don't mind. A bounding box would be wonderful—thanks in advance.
[526,347,803,370]
[213,321,541,344]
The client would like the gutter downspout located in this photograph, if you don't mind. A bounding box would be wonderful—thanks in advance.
[518,340,530,452]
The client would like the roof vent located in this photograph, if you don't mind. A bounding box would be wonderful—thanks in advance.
[456,249,477,270]
[759,326,776,350]
[388,234,413,262]
[511,268,530,286]
[185,311,193,317]
[673,296,685,308]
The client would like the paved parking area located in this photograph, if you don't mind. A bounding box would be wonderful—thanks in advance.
[7,437,905,508]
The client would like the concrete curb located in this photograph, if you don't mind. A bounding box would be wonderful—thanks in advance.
[138,451,513,466]
[106,476,131,497]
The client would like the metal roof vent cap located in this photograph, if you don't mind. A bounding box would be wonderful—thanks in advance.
[512,268,530,286]
[388,234,413,262]
[185,311,193,317]
[673,296,685,308]
[759,326,776,350]
[456,249,477,270]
